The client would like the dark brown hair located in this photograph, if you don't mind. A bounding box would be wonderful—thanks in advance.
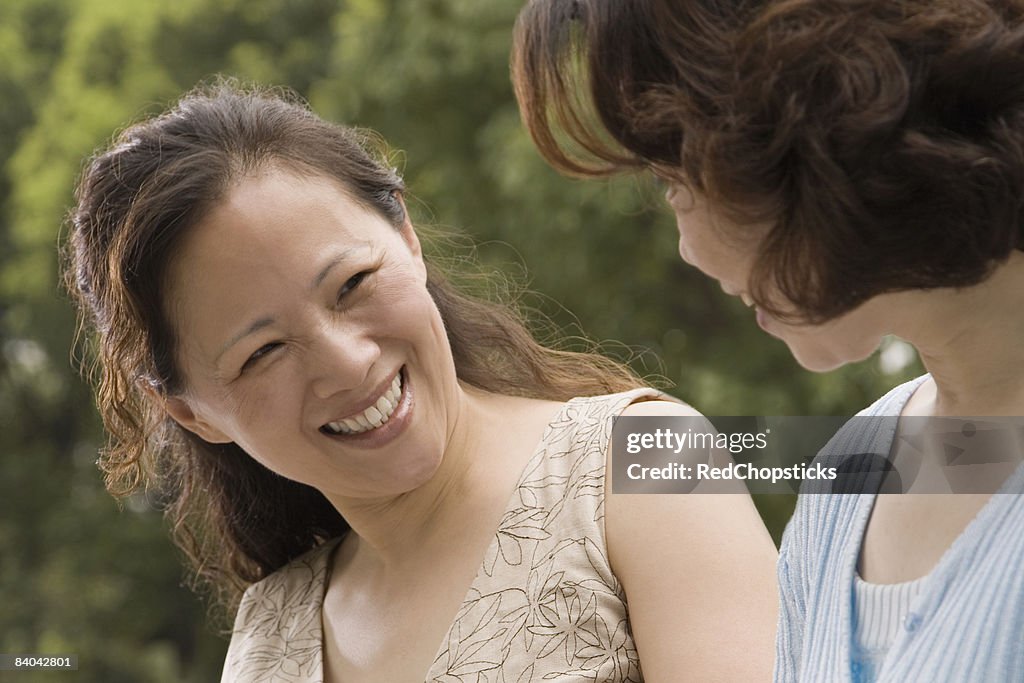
[513,0,1024,321]
[64,81,642,617]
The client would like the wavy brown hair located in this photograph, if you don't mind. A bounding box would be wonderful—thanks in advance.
[63,82,643,618]
[513,0,1024,321]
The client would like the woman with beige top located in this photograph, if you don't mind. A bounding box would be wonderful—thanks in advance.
[64,82,777,682]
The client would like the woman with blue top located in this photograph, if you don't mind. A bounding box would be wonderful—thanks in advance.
[512,0,1024,680]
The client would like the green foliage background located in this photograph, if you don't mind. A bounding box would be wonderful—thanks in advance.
[0,0,922,679]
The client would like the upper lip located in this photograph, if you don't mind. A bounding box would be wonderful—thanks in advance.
[320,367,402,427]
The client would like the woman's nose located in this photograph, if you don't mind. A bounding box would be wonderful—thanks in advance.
[308,326,381,400]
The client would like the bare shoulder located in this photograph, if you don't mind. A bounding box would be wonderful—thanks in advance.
[603,398,778,680]
[613,398,725,485]
[619,397,703,418]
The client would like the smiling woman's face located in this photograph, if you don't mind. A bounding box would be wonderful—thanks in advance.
[665,184,897,372]
[162,168,460,500]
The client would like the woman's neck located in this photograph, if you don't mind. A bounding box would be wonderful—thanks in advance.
[898,251,1024,416]
[324,384,503,566]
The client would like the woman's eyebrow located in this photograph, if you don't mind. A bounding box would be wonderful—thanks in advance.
[215,317,275,363]
[311,248,358,290]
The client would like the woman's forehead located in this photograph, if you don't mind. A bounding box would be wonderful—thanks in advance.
[188,171,385,253]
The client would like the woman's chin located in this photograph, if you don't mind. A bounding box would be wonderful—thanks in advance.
[787,340,879,374]
[786,341,854,374]
[795,355,849,373]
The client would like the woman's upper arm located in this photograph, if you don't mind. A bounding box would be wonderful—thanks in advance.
[606,400,779,682]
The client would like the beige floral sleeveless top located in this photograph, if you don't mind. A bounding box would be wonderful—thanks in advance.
[221,389,658,682]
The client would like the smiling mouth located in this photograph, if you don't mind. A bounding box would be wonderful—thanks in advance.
[321,369,404,436]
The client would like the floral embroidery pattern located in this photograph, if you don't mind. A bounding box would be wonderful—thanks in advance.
[221,390,656,682]
[223,546,333,682]
[427,392,649,683]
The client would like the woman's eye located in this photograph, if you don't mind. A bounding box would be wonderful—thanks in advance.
[337,271,369,303]
[241,342,282,372]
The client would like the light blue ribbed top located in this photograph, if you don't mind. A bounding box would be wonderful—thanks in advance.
[774,375,1024,682]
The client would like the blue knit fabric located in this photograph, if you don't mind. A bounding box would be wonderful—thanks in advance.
[775,376,1024,682]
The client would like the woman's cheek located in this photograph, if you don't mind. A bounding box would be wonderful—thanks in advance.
[224,367,296,430]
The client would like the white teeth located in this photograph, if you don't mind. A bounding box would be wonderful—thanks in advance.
[365,407,384,426]
[741,293,755,308]
[323,372,404,435]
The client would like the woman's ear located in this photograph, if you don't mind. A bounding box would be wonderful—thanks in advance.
[141,381,232,444]
[163,396,233,444]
